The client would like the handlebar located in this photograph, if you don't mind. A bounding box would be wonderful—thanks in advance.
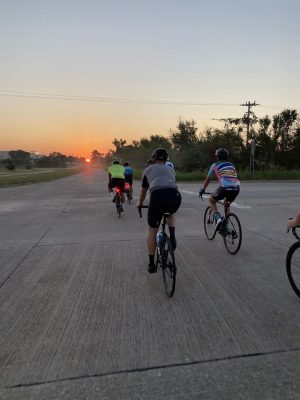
[137,205,149,218]
[287,218,300,239]
[199,190,212,200]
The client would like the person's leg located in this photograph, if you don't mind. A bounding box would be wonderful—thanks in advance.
[224,188,240,216]
[108,180,115,201]
[147,227,159,272]
[166,190,181,250]
[147,192,161,273]
[166,214,177,250]
[209,196,218,213]
[210,187,225,225]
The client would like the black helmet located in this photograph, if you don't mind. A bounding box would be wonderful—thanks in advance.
[123,162,129,167]
[215,148,229,161]
[152,148,168,162]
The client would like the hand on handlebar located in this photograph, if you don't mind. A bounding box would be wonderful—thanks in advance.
[199,188,205,199]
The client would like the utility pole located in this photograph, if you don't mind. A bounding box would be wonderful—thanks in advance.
[240,101,259,173]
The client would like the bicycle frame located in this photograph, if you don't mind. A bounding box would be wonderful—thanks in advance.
[115,187,123,217]
[138,205,176,297]
[200,190,242,255]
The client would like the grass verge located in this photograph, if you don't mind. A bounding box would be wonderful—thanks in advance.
[133,168,300,181]
[0,168,83,186]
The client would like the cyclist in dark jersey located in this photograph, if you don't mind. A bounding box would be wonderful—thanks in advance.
[138,148,181,273]
[199,148,240,228]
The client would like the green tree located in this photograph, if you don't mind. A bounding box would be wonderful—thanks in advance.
[8,150,31,167]
[272,109,298,168]
[170,119,198,151]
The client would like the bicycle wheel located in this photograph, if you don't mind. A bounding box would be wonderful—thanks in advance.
[115,194,122,218]
[286,241,300,298]
[223,213,242,254]
[161,235,176,297]
[204,206,216,240]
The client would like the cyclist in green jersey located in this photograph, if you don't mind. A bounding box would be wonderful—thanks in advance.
[107,157,126,211]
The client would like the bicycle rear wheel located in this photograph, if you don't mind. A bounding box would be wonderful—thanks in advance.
[116,194,122,218]
[223,213,242,254]
[204,206,216,240]
[161,235,176,297]
[286,241,300,298]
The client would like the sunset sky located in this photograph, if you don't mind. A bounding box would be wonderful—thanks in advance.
[0,0,299,158]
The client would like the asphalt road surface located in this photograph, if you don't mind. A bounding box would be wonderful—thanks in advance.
[0,169,299,399]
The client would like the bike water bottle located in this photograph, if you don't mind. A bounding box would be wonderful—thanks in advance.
[156,232,164,253]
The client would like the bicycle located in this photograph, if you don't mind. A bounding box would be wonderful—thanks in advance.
[124,182,133,203]
[286,223,300,298]
[114,186,123,218]
[138,205,176,297]
[200,191,242,255]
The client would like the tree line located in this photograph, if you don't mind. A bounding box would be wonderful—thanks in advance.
[91,109,300,171]
[1,150,85,170]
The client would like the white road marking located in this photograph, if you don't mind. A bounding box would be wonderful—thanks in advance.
[180,190,251,209]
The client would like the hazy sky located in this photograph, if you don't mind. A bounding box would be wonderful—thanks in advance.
[0,0,299,158]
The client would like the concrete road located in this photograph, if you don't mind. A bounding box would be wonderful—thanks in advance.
[0,169,299,399]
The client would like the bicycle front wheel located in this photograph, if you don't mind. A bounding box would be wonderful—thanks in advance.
[223,213,242,254]
[286,241,300,298]
[161,236,176,297]
[204,206,216,240]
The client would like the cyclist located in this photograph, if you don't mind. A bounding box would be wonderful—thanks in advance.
[107,157,125,211]
[199,148,240,229]
[123,162,134,198]
[137,148,181,273]
[288,209,300,230]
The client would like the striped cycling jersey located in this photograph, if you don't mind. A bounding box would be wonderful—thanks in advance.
[207,161,240,189]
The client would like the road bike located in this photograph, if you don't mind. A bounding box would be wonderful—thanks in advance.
[114,186,123,218]
[124,182,133,203]
[138,205,176,297]
[286,223,300,298]
[200,191,242,255]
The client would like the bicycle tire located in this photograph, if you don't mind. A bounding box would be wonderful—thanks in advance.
[286,241,300,298]
[204,206,216,240]
[116,193,122,218]
[161,235,176,297]
[223,213,242,254]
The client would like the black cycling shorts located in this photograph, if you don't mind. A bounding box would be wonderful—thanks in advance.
[212,186,240,203]
[125,175,133,185]
[108,178,125,192]
[148,188,181,228]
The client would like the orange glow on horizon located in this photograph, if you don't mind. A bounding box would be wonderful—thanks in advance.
[85,158,91,163]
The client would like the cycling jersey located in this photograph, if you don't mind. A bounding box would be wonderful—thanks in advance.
[142,164,177,192]
[207,161,240,189]
[107,164,125,179]
[124,166,133,177]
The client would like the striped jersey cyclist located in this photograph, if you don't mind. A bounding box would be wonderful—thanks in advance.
[199,148,240,229]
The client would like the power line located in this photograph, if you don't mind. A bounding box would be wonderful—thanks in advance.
[0,89,240,106]
[0,90,298,111]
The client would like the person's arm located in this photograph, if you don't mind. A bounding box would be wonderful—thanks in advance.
[202,175,212,191]
[138,187,148,206]
[137,174,149,206]
[288,210,300,229]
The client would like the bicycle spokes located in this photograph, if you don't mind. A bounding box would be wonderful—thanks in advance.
[223,213,242,254]
[161,237,176,297]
